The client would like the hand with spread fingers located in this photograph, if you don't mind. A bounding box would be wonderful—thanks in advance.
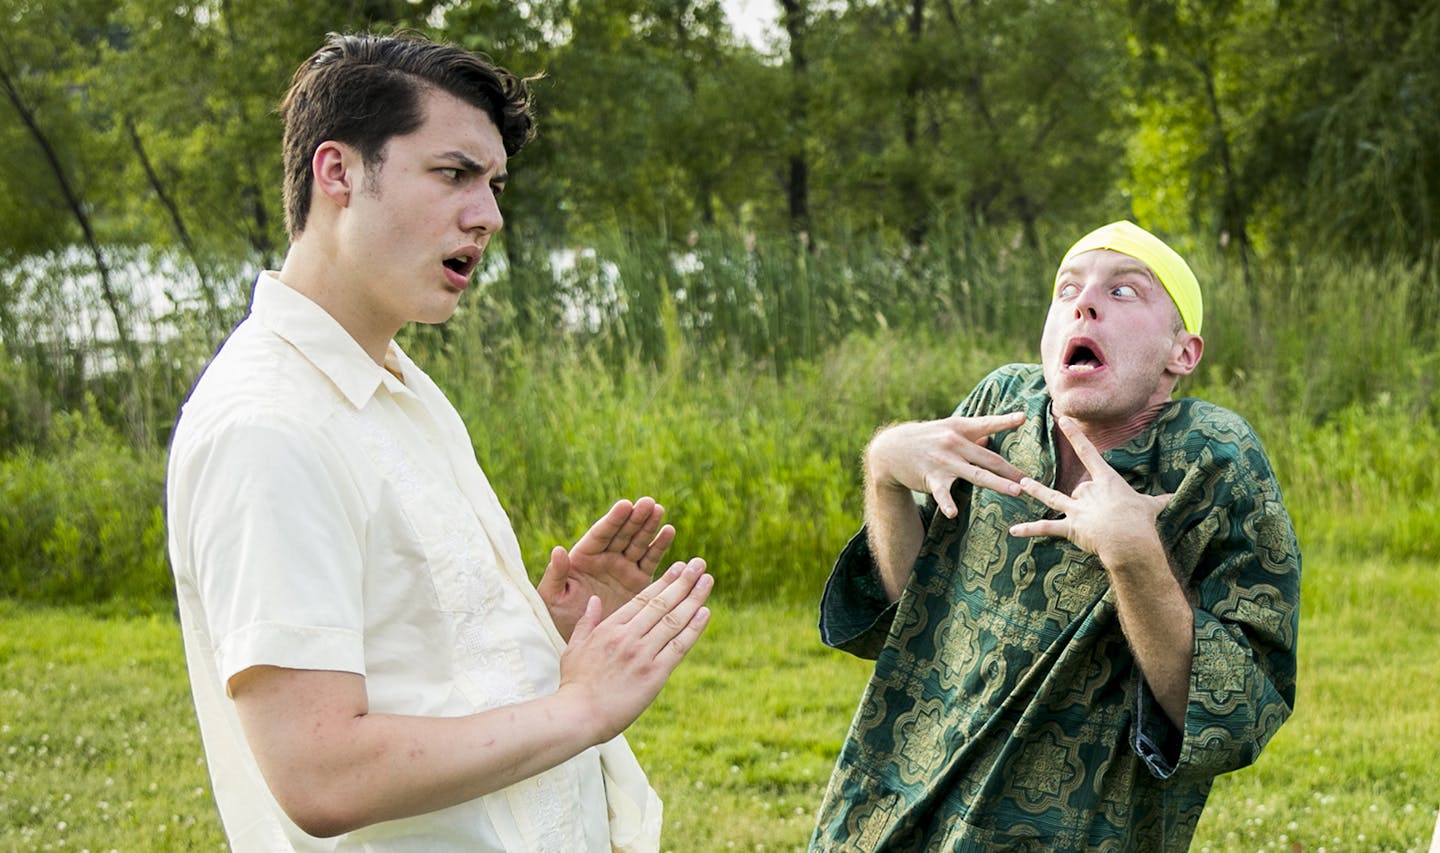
[867,412,1031,518]
[1010,416,1172,572]
[539,497,677,639]
[559,558,713,744]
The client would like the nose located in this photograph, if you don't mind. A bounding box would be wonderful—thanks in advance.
[1072,283,1101,321]
[461,187,504,237]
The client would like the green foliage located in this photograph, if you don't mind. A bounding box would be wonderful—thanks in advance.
[4,224,1438,611]
[0,404,169,611]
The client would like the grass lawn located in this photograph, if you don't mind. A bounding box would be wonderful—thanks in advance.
[2,555,1436,851]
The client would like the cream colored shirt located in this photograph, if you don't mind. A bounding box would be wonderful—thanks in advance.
[167,273,660,852]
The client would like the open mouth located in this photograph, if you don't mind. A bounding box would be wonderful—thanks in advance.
[1063,338,1106,373]
[443,251,479,279]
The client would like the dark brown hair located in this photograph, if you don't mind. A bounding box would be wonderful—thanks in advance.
[279,32,537,236]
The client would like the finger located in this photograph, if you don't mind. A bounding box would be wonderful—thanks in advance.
[608,559,686,623]
[961,410,1026,438]
[620,498,665,560]
[637,524,676,575]
[959,456,1025,496]
[1056,417,1113,479]
[931,480,960,519]
[536,545,571,601]
[615,558,708,632]
[659,602,712,663]
[578,499,637,553]
[567,595,603,646]
[1008,518,1069,540]
[1018,476,1073,514]
[641,570,714,661]
[965,443,1029,486]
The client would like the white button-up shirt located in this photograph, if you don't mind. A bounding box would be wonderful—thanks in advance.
[167,273,659,851]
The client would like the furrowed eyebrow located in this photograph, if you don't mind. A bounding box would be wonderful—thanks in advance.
[437,151,485,171]
[437,150,508,188]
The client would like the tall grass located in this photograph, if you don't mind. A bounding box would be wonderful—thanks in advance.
[2,225,1438,608]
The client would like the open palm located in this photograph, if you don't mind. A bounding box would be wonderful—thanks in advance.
[538,497,677,639]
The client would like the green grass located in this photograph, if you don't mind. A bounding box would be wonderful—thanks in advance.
[0,605,226,851]
[3,554,1438,851]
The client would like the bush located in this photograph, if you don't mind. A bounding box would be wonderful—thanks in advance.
[0,405,170,613]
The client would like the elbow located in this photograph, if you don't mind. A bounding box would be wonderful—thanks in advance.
[269,779,374,839]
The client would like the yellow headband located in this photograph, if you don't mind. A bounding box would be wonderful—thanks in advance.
[1056,220,1203,335]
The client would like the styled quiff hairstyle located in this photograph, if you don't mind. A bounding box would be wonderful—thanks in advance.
[279,31,537,236]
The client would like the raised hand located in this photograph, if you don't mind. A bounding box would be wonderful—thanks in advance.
[867,411,1030,518]
[558,558,713,744]
[1009,416,1171,569]
[538,498,677,639]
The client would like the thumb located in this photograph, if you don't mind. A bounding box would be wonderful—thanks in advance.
[567,595,603,647]
[537,545,571,602]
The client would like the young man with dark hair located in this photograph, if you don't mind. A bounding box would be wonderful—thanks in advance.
[811,222,1301,851]
[167,32,711,851]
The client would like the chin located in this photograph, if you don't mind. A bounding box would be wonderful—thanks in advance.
[1051,392,1110,422]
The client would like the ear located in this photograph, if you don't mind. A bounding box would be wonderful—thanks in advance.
[1167,333,1204,377]
[311,140,360,209]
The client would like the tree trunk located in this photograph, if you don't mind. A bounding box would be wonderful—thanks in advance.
[124,115,225,329]
[779,0,811,238]
[902,0,928,245]
[0,45,149,444]
[0,54,138,368]
[1197,55,1257,317]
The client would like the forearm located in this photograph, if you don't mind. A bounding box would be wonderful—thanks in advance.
[236,671,603,838]
[1107,540,1194,728]
[863,471,925,603]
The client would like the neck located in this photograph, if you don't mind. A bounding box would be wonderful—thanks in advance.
[1053,399,1168,491]
[277,242,396,366]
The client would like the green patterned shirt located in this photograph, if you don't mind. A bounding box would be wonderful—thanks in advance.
[811,364,1301,852]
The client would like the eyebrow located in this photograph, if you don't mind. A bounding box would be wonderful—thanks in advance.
[1057,262,1157,285]
[437,150,508,185]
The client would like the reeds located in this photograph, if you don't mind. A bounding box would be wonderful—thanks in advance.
[2,224,1436,607]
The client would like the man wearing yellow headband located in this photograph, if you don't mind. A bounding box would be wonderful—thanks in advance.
[811,222,1300,851]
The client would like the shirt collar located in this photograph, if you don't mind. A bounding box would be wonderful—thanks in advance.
[248,272,409,408]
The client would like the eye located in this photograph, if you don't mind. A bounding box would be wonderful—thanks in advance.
[1113,284,1138,298]
[491,181,506,198]
[438,167,463,182]
[1057,283,1079,299]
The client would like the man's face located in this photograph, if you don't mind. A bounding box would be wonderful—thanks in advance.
[1039,249,1198,426]
[338,87,508,332]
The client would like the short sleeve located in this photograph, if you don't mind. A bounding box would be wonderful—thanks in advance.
[175,413,369,686]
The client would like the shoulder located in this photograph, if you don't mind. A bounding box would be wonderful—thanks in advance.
[172,326,347,472]
[181,321,338,428]
[1158,398,1274,472]
[956,363,1045,415]
[1155,399,1292,523]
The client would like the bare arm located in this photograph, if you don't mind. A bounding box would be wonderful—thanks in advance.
[231,559,712,838]
[1011,416,1191,726]
[862,413,1028,601]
